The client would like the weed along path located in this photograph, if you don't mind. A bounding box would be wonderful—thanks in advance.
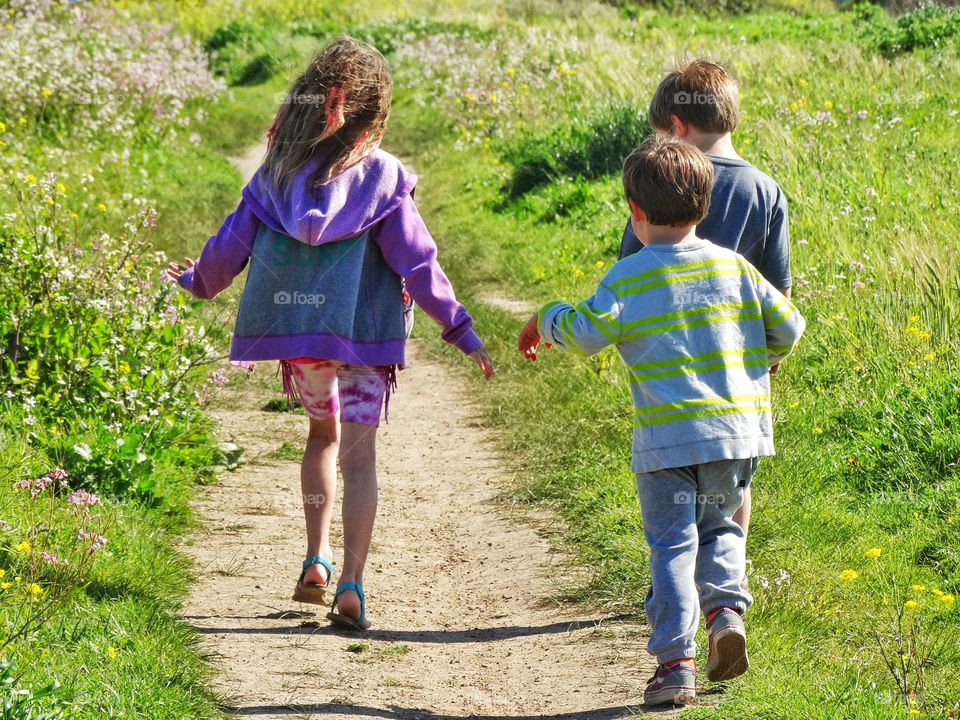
[180,143,665,719]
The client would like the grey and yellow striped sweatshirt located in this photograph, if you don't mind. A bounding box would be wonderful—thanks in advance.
[538,238,805,473]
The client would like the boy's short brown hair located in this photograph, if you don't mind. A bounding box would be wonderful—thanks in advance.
[622,135,713,227]
[648,59,738,134]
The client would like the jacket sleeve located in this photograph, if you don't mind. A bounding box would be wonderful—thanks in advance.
[755,271,805,365]
[538,282,622,358]
[372,193,482,355]
[177,199,260,300]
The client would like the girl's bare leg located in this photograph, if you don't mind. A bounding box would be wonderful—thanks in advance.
[333,421,378,620]
[301,417,339,585]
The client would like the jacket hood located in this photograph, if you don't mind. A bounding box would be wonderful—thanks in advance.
[241,148,417,246]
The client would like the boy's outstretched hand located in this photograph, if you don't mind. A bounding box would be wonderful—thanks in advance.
[518,313,542,361]
[165,257,194,283]
[470,346,495,380]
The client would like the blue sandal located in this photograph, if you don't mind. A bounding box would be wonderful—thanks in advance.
[291,556,334,605]
[326,582,371,631]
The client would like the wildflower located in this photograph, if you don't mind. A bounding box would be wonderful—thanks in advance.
[938,593,955,606]
[97,203,107,212]
[0,569,4,578]
[15,541,30,554]
[904,600,919,610]
[788,401,799,409]
[56,182,66,194]
[0,122,5,133]
[25,174,37,185]
[107,646,118,660]
[41,88,53,98]
[813,426,824,435]
[27,583,42,597]
[798,78,808,87]
[912,584,926,592]
[0,583,9,590]
[67,489,102,510]
[40,552,66,566]
[17,117,26,126]
[864,547,882,559]
[839,569,859,583]
[922,352,935,362]
[595,261,605,269]
[78,529,108,553]
[823,100,833,110]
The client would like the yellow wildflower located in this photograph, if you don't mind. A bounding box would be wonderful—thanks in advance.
[0,121,5,133]
[18,117,26,126]
[118,361,131,376]
[823,100,833,110]
[107,646,118,660]
[595,261,605,269]
[41,87,53,98]
[27,582,42,597]
[938,593,955,606]
[574,268,584,278]
[904,600,918,610]
[839,569,859,583]
[798,78,808,87]
[25,174,37,185]
[912,584,926,592]
[15,541,30,554]
[864,547,882,559]
[788,401,799,409]
[909,709,920,716]
[813,426,824,435]
[922,352,935,362]
[56,182,66,194]
[506,67,516,77]
[97,203,107,212]
[0,569,5,578]
[0,582,10,590]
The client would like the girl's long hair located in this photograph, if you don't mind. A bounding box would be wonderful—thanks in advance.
[263,37,392,193]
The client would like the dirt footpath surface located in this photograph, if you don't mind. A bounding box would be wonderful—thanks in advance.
[178,143,676,720]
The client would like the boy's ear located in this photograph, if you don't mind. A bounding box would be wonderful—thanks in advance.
[669,114,689,138]
[627,198,646,222]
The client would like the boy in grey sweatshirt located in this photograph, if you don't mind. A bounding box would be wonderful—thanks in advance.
[518,136,805,706]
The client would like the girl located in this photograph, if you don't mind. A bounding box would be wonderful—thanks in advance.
[167,37,494,631]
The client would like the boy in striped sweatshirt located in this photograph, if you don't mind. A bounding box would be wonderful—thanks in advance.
[517,136,805,706]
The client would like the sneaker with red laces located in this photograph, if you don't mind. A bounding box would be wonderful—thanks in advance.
[644,659,697,706]
[705,608,749,682]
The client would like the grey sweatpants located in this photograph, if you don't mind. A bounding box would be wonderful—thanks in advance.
[635,458,756,663]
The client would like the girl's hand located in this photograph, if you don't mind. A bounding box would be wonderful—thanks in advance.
[469,345,495,380]
[518,313,542,361]
[166,257,194,283]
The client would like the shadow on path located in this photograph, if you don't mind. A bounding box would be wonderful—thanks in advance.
[221,702,667,718]
[187,615,635,644]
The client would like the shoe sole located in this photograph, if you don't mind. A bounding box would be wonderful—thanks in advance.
[706,628,749,682]
[644,687,696,706]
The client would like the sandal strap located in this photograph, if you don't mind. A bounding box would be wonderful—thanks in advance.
[298,556,334,583]
[302,555,333,572]
[332,582,366,622]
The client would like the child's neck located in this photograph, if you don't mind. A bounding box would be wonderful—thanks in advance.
[686,130,741,160]
[643,225,700,247]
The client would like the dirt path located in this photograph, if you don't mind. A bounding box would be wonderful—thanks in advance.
[179,144,667,719]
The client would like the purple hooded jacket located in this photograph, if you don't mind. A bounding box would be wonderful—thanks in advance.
[177,149,481,367]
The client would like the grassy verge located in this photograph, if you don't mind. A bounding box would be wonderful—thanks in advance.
[0,4,280,717]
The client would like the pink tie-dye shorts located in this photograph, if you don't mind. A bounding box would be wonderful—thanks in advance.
[287,359,391,426]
